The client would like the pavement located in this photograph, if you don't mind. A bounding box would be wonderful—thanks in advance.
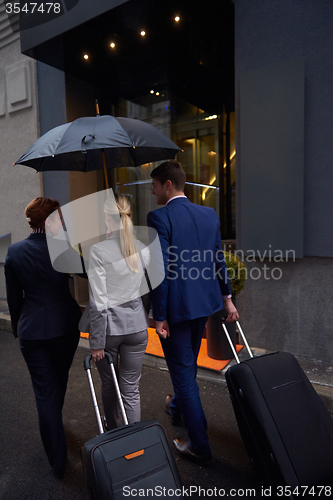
[1,300,333,500]
[1,299,332,414]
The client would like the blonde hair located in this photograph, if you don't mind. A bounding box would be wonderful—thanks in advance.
[104,193,139,272]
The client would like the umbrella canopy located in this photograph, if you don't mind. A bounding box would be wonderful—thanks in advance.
[14,115,181,172]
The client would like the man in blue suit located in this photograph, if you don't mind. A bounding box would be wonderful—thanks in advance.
[147,160,238,466]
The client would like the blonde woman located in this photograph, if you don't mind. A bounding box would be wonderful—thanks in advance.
[81,193,150,429]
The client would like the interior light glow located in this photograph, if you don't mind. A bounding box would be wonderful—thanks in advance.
[140,30,146,36]
[83,54,89,60]
[223,151,236,168]
[122,180,217,188]
[202,176,217,200]
[187,181,217,189]
[156,92,160,96]
[110,42,116,48]
[150,90,154,94]
[204,114,217,121]
[174,16,180,22]
[122,180,151,186]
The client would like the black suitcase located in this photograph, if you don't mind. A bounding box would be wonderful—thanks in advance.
[222,320,333,493]
[81,352,182,500]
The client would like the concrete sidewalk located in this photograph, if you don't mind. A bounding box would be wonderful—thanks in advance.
[1,327,260,500]
[1,299,332,414]
[1,305,333,500]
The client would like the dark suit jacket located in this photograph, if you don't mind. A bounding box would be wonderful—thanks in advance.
[147,197,231,324]
[4,232,82,339]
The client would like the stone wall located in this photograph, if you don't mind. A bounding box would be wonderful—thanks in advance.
[236,256,333,363]
[0,36,40,297]
[234,0,333,362]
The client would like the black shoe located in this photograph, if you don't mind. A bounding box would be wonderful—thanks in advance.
[164,395,184,427]
[172,438,213,467]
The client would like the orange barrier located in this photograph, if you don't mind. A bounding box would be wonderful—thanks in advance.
[80,327,242,372]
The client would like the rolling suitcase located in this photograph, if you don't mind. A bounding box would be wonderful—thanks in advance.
[222,319,333,493]
[81,352,182,500]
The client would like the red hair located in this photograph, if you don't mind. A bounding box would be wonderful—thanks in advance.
[25,197,60,230]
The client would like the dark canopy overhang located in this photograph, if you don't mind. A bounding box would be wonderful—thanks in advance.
[19,0,234,113]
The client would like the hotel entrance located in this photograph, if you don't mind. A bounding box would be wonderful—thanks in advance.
[20,0,236,238]
[94,93,236,239]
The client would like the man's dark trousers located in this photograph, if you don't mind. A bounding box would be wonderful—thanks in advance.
[160,316,211,456]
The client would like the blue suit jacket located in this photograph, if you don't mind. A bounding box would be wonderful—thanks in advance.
[147,197,231,324]
[4,233,82,340]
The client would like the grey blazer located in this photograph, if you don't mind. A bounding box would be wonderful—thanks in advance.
[79,233,150,349]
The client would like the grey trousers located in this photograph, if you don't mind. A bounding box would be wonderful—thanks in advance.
[96,330,148,429]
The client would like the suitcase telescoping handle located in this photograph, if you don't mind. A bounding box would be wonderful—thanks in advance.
[221,317,254,364]
[83,351,129,434]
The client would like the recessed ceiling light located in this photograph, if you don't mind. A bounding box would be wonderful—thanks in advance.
[83,54,89,60]
[156,92,160,96]
[110,42,116,48]
[174,16,180,22]
[140,30,146,37]
[150,90,154,94]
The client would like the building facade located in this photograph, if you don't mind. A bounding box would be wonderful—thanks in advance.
[1,0,332,362]
[0,3,40,298]
[234,0,333,362]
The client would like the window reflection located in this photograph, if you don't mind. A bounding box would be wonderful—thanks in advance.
[111,93,235,238]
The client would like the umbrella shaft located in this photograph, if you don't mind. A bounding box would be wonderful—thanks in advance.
[102,149,109,193]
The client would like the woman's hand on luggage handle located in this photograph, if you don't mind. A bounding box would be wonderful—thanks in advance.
[156,320,170,339]
[91,348,105,363]
[223,297,239,322]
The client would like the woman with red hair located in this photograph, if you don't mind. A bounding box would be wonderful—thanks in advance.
[4,197,82,478]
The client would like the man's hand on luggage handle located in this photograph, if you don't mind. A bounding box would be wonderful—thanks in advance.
[223,297,239,322]
[156,320,170,339]
[91,348,105,363]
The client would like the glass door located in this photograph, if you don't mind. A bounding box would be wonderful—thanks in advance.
[175,120,219,212]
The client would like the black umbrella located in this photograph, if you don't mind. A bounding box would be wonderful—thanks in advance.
[14,108,181,188]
